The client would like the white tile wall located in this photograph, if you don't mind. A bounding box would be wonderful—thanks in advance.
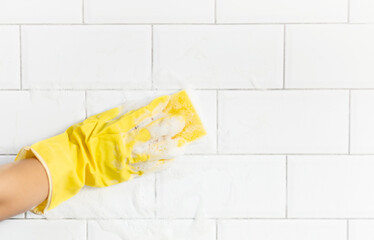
[286,25,374,88]
[0,0,81,23]
[217,0,347,23]
[349,220,374,240]
[156,155,286,218]
[85,0,215,23]
[0,220,86,239]
[154,25,284,89]
[1,0,374,239]
[22,26,151,89]
[219,220,347,240]
[218,90,349,154]
[351,90,374,153]
[288,156,374,218]
[350,0,374,23]
[0,26,20,89]
[88,220,216,240]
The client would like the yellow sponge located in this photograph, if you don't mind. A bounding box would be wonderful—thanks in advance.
[163,90,207,145]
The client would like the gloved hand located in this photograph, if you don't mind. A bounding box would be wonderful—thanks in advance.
[14,90,206,214]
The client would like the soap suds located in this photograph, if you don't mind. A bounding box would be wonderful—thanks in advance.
[128,116,186,174]
[94,210,213,240]
[93,198,213,240]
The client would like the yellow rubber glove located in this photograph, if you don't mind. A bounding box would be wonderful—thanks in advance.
[14,90,206,215]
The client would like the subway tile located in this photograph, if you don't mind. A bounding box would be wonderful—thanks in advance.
[157,155,286,218]
[88,219,216,240]
[0,91,85,154]
[288,155,374,218]
[86,90,217,154]
[22,26,151,89]
[351,91,374,153]
[350,0,374,23]
[28,174,155,219]
[0,0,81,23]
[349,220,374,240]
[85,0,214,23]
[154,25,283,89]
[0,26,20,89]
[219,220,346,240]
[0,156,25,219]
[219,90,349,154]
[217,0,347,23]
[0,220,86,239]
[286,25,374,88]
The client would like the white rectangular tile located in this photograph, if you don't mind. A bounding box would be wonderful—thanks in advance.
[219,220,346,240]
[28,174,155,219]
[349,220,374,240]
[88,220,216,240]
[219,91,349,154]
[0,220,86,239]
[0,0,81,23]
[154,25,283,89]
[0,156,25,219]
[22,26,151,89]
[0,26,20,89]
[86,90,217,154]
[157,155,286,218]
[217,0,347,23]
[286,25,374,88]
[350,0,374,23]
[0,91,85,154]
[85,0,214,23]
[351,91,374,153]
[288,155,374,218]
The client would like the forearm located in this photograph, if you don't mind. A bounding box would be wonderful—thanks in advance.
[0,158,49,221]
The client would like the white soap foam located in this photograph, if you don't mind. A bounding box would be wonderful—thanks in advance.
[128,115,186,174]
[92,195,213,240]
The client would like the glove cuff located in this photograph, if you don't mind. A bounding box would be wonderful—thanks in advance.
[14,132,86,215]
[14,146,53,215]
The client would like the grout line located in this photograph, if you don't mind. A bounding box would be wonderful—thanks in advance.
[283,25,286,89]
[82,0,85,24]
[285,155,288,218]
[347,0,350,23]
[214,0,217,24]
[2,88,374,91]
[347,220,349,240]
[19,25,22,90]
[216,220,219,240]
[216,90,219,153]
[0,22,366,26]
[184,153,374,156]
[151,25,154,90]
[187,152,374,156]
[86,220,88,240]
[348,90,351,154]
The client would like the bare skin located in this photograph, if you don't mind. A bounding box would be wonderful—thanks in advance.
[0,158,49,221]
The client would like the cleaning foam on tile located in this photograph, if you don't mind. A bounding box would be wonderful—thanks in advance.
[94,205,214,240]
